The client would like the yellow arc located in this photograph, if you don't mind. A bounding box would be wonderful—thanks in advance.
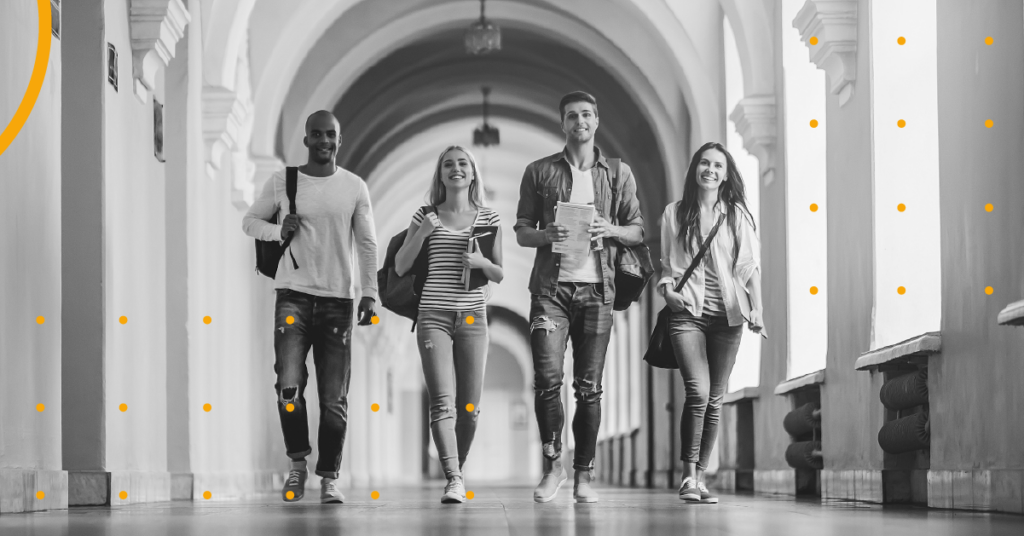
[0,0,51,157]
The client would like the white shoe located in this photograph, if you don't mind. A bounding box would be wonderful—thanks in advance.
[320,477,345,504]
[442,476,467,504]
[697,482,718,504]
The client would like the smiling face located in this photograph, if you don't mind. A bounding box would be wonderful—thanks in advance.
[561,101,599,144]
[695,148,728,193]
[439,148,474,192]
[303,112,341,165]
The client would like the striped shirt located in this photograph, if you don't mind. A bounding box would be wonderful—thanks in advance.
[412,207,501,312]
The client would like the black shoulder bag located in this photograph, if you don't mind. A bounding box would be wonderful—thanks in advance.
[643,212,725,369]
[255,167,299,279]
[607,158,655,311]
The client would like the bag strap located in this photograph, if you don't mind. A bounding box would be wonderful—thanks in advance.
[283,167,299,269]
[608,158,621,225]
[672,212,725,294]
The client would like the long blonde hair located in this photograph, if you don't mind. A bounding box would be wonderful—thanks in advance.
[426,145,487,207]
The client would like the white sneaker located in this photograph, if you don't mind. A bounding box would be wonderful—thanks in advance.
[697,482,718,504]
[442,476,466,504]
[678,477,700,502]
[320,477,345,504]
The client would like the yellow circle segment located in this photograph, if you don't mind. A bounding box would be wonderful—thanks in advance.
[0,0,51,157]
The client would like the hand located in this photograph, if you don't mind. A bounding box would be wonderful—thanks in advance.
[357,297,376,326]
[281,214,300,240]
[747,309,764,334]
[544,223,570,244]
[462,248,489,270]
[416,212,441,239]
[664,289,687,313]
[588,215,619,242]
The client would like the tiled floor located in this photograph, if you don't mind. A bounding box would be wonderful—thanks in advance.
[2,484,1022,535]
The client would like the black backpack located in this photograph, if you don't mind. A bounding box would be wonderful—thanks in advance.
[377,206,436,328]
[255,167,299,279]
[608,158,655,311]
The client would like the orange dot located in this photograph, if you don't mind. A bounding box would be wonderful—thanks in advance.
[36,491,45,500]
[203,316,212,325]
[810,286,819,295]
[286,316,294,325]
[810,36,819,45]
[809,203,819,212]
[203,491,212,500]
[466,491,475,500]
[36,403,45,412]
[119,403,128,412]
[897,203,906,212]
[985,286,994,295]
[371,491,380,500]
[36,316,45,324]
[466,316,475,325]
[119,491,128,500]
[897,36,906,45]
[897,119,906,128]
[809,119,819,128]
[985,119,994,128]
[370,316,380,325]
[466,403,475,412]
[119,316,128,325]
[285,490,295,500]
[897,286,906,295]
[203,403,212,412]
[371,403,380,412]
[985,203,994,212]
[285,403,295,413]
[985,36,993,45]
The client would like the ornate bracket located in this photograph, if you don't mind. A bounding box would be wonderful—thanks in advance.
[129,0,190,103]
[729,95,777,185]
[202,86,251,178]
[793,0,858,106]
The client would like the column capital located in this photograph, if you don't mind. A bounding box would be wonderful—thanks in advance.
[729,95,777,185]
[793,0,858,106]
[202,86,251,179]
[129,0,190,102]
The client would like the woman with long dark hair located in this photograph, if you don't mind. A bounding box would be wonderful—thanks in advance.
[394,145,504,503]
[658,142,764,504]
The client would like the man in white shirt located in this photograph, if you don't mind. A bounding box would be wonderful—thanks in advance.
[242,110,378,504]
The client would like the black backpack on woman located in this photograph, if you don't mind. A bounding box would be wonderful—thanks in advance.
[377,206,436,327]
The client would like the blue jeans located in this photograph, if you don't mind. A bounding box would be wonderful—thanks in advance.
[668,311,743,470]
[416,309,489,479]
[529,283,613,470]
[273,289,353,478]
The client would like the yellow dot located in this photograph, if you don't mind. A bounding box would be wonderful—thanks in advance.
[371,403,380,412]
[371,316,380,325]
[119,316,128,325]
[985,36,993,45]
[203,403,212,412]
[897,286,906,295]
[985,119,994,128]
[119,403,128,412]
[286,491,295,500]
[371,491,380,500]
[119,491,128,500]
[809,119,819,128]
[203,316,212,325]
[897,36,906,45]
[36,403,45,412]
[286,316,294,325]
[203,491,212,500]
[810,286,819,295]
[466,403,475,412]
[466,316,475,325]
[985,286,994,295]
[897,203,906,212]
[810,36,819,45]
[985,203,994,212]
[286,403,295,413]
[809,203,819,212]
[466,491,475,500]
[36,316,45,324]
[36,491,45,500]
[897,119,906,128]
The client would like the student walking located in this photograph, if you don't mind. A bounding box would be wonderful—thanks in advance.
[658,142,764,504]
[242,111,379,504]
[394,145,504,504]
[514,91,645,504]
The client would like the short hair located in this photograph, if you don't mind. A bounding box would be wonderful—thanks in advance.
[304,110,339,133]
[559,91,598,121]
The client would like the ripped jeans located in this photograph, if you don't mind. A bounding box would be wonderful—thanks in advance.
[530,283,613,470]
[416,309,489,479]
[273,289,353,479]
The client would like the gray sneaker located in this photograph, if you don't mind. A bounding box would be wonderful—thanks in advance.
[697,482,718,504]
[678,477,700,502]
[533,465,567,503]
[442,476,466,504]
[320,477,345,504]
[573,469,599,504]
[282,469,307,502]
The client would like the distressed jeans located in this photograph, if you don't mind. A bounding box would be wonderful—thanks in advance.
[668,311,743,470]
[529,282,613,470]
[273,289,353,478]
[416,309,489,479]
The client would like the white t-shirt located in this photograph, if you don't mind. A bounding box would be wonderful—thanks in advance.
[557,162,602,283]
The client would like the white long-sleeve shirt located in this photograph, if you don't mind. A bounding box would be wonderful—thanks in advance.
[242,167,378,300]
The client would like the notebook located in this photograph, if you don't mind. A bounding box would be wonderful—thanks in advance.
[462,225,499,291]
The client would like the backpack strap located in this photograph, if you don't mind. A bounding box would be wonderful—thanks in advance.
[608,158,622,224]
[283,167,299,269]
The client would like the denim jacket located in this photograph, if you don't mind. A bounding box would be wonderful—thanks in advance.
[514,147,645,304]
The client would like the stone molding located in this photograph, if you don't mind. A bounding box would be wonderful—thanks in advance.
[793,0,858,106]
[928,469,1024,514]
[729,95,777,184]
[821,469,883,503]
[724,386,761,405]
[0,469,68,513]
[997,299,1024,326]
[854,332,941,371]
[774,369,825,396]
[202,86,251,179]
[129,0,190,102]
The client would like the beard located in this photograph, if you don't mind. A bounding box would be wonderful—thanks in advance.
[311,147,335,165]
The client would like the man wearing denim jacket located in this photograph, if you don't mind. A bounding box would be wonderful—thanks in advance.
[514,91,644,503]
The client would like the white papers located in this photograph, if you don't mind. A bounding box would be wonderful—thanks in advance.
[551,202,595,257]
